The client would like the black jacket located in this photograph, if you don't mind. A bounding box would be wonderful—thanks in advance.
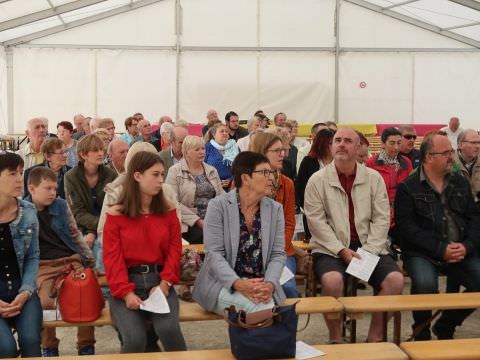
[394,168,480,262]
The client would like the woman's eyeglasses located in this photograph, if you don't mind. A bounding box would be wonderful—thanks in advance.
[252,169,276,177]
[267,148,288,155]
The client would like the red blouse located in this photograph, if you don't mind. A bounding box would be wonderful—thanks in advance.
[103,209,182,298]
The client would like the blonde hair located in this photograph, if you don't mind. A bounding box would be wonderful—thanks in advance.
[182,135,204,156]
[249,131,282,156]
[266,127,290,146]
[125,142,157,173]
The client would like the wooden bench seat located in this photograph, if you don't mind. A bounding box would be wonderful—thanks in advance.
[400,338,480,360]
[3,342,408,360]
[43,296,343,328]
[338,292,480,344]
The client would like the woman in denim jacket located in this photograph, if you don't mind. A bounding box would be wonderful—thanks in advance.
[0,151,42,358]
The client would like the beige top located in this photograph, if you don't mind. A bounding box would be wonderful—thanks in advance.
[17,142,44,169]
[304,161,390,257]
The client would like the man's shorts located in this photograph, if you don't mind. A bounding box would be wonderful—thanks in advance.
[313,251,400,292]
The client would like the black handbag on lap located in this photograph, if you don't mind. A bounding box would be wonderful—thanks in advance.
[225,302,298,360]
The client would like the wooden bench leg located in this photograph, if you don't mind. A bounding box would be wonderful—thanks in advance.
[393,311,402,345]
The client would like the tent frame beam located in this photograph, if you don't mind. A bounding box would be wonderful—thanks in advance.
[14,43,480,52]
[345,0,480,49]
[449,0,480,12]
[2,0,165,47]
[0,0,107,32]
[383,0,420,10]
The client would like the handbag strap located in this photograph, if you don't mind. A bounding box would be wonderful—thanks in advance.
[48,264,75,298]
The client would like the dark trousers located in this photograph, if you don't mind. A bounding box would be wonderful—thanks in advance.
[108,272,186,353]
[404,255,480,339]
[182,225,203,244]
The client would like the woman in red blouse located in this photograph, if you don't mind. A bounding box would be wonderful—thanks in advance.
[103,151,186,353]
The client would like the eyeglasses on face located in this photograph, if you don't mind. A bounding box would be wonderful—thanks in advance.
[403,134,417,140]
[252,169,276,177]
[429,149,454,157]
[462,140,480,146]
[268,148,288,155]
[51,150,69,155]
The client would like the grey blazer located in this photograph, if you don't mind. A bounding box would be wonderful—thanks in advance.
[192,189,287,312]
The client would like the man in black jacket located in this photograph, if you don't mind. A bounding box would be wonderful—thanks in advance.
[394,134,480,340]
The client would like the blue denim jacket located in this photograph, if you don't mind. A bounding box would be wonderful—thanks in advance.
[10,199,39,294]
[24,195,95,268]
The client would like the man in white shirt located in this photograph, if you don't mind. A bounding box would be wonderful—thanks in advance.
[440,117,463,150]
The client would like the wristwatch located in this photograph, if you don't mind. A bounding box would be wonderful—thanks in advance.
[21,290,32,299]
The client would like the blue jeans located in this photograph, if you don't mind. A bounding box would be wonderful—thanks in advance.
[282,256,299,298]
[0,293,42,358]
[404,255,480,339]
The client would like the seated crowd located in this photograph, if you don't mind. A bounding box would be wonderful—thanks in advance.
[0,111,479,358]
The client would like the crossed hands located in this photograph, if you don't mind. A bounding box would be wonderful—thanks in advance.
[233,278,274,304]
[444,243,466,263]
[0,292,29,318]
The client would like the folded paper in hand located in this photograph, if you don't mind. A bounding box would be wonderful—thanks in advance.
[139,287,170,314]
[345,248,380,282]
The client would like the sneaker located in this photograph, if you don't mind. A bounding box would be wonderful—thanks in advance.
[42,348,59,357]
[78,345,95,356]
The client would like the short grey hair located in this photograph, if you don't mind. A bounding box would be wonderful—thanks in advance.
[457,129,478,145]
[26,117,44,130]
[246,116,261,130]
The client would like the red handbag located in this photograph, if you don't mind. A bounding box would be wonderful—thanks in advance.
[51,265,104,322]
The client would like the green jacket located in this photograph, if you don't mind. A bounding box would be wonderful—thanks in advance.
[64,162,117,236]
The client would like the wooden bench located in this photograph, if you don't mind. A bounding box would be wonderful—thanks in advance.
[400,338,480,360]
[338,292,480,345]
[43,296,343,328]
[4,342,407,360]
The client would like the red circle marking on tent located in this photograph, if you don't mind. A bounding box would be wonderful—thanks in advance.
[359,82,367,88]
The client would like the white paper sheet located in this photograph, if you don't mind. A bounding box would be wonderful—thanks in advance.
[295,341,325,359]
[43,309,62,321]
[345,248,380,282]
[279,265,295,285]
[182,238,190,245]
[139,287,170,314]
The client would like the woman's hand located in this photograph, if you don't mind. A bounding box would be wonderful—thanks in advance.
[221,179,231,188]
[233,278,268,304]
[252,281,275,304]
[84,233,96,248]
[0,292,29,318]
[159,281,171,297]
[123,292,144,310]
[0,299,17,318]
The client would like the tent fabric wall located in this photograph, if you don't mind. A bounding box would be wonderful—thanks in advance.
[339,53,414,124]
[1,0,480,134]
[0,48,7,134]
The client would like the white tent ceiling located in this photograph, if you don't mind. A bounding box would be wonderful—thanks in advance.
[1,0,480,46]
[1,0,480,134]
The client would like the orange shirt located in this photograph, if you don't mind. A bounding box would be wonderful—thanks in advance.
[275,175,296,256]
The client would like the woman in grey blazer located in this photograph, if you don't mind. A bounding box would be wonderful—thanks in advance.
[192,152,286,314]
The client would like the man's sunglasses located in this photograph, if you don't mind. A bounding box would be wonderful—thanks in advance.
[403,134,417,140]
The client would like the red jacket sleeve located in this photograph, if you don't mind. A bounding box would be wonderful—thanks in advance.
[159,210,182,284]
[282,176,296,256]
[103,214,135,299]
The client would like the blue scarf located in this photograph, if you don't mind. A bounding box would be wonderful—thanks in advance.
[210,139,238,163]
